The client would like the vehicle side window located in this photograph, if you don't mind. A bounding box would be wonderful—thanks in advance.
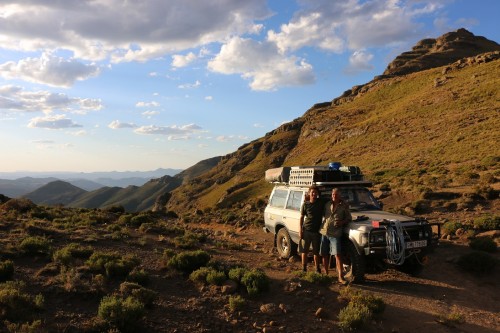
[285,190,303,211]
[269,189,288,208]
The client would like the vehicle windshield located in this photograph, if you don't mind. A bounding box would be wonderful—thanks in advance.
[338,187,381,211]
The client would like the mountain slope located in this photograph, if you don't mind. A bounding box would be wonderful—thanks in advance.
[24,180,87,205]
[165,29,500,213]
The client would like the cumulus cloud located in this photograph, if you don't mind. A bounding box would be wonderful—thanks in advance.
[171,52,197,68]
[0,85,102,113]
[344,50,374,74]
[108,120,137,129]
[215,135,249,142]
[141,111,159,117]
[0,1,271,62]
[205,96,213,101]
[136,101,160,108]
[28,114,82,129]
[178,80,201,89]
[267,0,442,52]
[134,123,202,140]
[0,52,100,88]
[208,37,315,91]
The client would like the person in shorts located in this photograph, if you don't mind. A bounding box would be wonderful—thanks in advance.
[299,185,325,273]
[319,188,352,284]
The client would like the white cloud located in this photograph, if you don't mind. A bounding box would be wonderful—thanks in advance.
[28,114,82,129]
[267,1,442,53]
[0,52,100,88]
[0,85,103,113]
[215,135,248,142]
[108,120,137,129]
[0,1,271,62]
[205,96,213,101]
[344,50,374,74]
[141,111,159,117]
[136,101,160,108]
[68,130,87,136]
[178,80,201,89]
[208,37,315,91]
[171,52,197,68]
[134,123,202,140]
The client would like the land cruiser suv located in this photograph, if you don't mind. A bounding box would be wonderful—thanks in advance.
[263,164,439,282]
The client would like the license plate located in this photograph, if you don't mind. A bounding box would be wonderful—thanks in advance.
[406,240,427,249]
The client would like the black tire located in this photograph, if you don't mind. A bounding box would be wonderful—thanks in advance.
[343,241,366,283]
[276,228,296,259]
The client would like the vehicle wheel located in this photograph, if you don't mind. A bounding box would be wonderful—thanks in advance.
[276,228,295,259]
[342,241,366,283]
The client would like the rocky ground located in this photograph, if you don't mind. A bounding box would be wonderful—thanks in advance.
[1,203,499,333]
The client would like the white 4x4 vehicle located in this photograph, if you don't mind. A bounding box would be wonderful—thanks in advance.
[263,164,439,283]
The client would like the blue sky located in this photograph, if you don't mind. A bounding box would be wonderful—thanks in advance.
[0,0,498,172]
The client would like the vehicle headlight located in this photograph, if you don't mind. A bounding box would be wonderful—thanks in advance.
[370,232,385,243]
[361,233,369,246]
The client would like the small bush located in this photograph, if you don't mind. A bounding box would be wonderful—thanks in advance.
[19,236,52,256]
[4,320,45,333]
[442,221,463,235]
[228,267,247,283]
[206,270,227,286]
[97,295,145,332]
[119,282,157,307]
[228,295,246,312]
[241,269,269,296]
[53,243,93,266]
[127,269,150,286]
[437,311,465,327]
[173,232,207,249]
[0,260,15,282]
[473,215,500,231]
[338,302,371,331]
[86,252,140,278]
[469,237,497,253]
[167,250,211,274]
[0,281,43,321]
[350,293,386,315]
[189,267,214,285]
[457,251,497,274]
[301,271,334,285]
[0,198,36,213]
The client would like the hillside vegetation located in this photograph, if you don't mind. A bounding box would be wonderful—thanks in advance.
[166,52,500,214]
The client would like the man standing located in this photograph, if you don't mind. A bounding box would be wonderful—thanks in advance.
[320,188,352,284]
[299,185,324,273]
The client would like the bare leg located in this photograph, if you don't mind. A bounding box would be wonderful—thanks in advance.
[336,254,346,283]
[313,254,321,273]
[322,255,330,275]
[301,252,307,271]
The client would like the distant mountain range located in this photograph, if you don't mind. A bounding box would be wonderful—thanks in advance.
[13,157,221,212]
[0,168,182,198]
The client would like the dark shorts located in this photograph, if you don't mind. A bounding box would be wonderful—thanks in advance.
[299,230,321,255]
[320,235,341,256]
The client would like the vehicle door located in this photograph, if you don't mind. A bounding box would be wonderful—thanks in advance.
[282,189,304,243]
[264,188,288,230]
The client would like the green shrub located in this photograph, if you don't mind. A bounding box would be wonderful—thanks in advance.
[0,198,36,213]
[241,269,269,296]
[228,295,246,312]
[350,293,386,315]
[97,295,145,331]
[53,243,93,266]
[0,281,43,321]
[301,271,334,285]
[206,270,227,286]
[442,221,463,235]
[167,250,211,274]
[0,260,15,282]
[338,302,371,331]
[473,215,500,231]
[4,320,45,333]
[129,214,153,228]
[457,251,497,274]
[437,311,465,327]
[189,267,215,284]
[119,282,157,307]
[19,236,52,256]
[127,269,150,286]
[173,232,207,249]
[86,252,140,278]
[118,214,133,225]
[228,267,247,283]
